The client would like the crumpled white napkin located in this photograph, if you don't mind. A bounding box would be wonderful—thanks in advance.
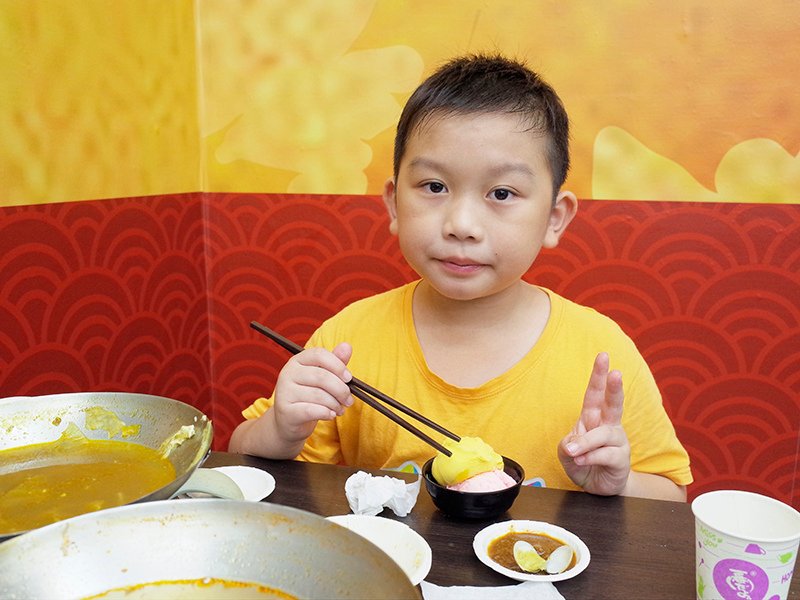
[420,580,565,600]
[344,470,421,517]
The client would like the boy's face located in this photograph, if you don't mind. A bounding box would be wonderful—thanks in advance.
[384,111,576,302]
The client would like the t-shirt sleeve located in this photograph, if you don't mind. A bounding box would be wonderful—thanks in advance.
[623,357,693,486]
[241,395,272,420]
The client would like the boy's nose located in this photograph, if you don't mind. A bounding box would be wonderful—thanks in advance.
[442,195,483,241]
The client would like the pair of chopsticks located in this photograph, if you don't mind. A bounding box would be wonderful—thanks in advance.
[249,321,460,456]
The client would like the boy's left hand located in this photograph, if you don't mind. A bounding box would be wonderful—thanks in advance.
[558,352,631,495]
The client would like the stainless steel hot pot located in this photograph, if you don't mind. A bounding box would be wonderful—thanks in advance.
[0,391,213,540]
[0,498,422,599]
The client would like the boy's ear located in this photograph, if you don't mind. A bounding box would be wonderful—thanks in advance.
[543,190,578,249]
[382,178,399,235]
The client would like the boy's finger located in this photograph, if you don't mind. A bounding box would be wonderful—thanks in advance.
[297,347,353,384]
[601,369,624,425]
[563,423,628,458]
[294,402,338,423]
[578,352,610,430]
[331,342,353,372]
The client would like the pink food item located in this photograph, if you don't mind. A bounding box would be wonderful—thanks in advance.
[446,468,516,492]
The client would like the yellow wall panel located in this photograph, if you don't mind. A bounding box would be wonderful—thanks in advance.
[2,0,798,205]
[198,0,423,195]
[0,0,200,207]
[199,0,800,202]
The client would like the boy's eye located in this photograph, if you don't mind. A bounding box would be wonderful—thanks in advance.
[491,188,513,201]
[425,181,446,194]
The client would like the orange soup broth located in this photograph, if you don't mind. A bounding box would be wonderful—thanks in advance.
[86,578,297,600]
[0,437,175,534]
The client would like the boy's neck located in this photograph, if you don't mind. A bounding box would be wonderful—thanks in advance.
[411,280,551,387]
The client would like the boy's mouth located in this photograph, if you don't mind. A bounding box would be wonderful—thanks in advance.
[438,257,484,273]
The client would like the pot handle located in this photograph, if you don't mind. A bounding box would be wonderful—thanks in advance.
[171,468,245,500]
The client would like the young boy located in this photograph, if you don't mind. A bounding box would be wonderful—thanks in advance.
[229,54,692,501]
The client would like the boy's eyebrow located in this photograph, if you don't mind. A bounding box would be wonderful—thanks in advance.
[408,157,535,178]
[406,157,445,172]
[486,162,535,178]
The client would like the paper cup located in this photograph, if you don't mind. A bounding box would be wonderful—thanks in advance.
[692,490,800,600]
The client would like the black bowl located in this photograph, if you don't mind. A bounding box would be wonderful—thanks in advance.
[422,456,524,520]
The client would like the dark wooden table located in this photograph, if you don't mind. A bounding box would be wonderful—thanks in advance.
[206,452,799,599]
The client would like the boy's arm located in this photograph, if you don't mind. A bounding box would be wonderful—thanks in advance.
[228,408,306,459]
[623,472,687,502]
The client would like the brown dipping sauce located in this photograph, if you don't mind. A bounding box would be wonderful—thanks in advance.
[0,431,175,534]
[488,531,576,574]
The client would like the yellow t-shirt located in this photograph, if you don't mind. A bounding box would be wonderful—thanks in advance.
[243,282,692,490]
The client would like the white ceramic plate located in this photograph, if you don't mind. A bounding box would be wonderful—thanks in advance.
[185,466,275,501]
[327,514,432,585]
[473,520,590,582]
[213,466,275,501]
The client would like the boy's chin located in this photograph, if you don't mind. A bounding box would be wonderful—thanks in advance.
[422,279,525,303]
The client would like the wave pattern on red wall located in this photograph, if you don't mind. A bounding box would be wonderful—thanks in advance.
[1,193,797,505]
[0,195,212,416]
[525,201,800,505]
[203,193,416,444]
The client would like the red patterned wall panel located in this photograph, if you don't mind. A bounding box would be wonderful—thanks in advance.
[204,194,799,506]
[1,193,797,506]
[0,195,212,417]
[203,193,417,445]
[526,201,800,506]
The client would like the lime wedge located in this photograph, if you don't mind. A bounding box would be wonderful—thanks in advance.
[513,540,546,573]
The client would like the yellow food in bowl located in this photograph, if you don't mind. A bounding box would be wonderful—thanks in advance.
[431,436,504,487]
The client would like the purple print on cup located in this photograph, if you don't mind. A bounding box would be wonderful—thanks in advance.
[745,543,767,555]
[713,559,769,600]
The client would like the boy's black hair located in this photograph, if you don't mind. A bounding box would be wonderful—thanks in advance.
[393,53,570,198]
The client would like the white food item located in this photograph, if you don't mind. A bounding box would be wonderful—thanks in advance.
[546,545,574,574]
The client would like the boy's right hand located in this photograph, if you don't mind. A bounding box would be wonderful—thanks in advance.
[271,342,354,445]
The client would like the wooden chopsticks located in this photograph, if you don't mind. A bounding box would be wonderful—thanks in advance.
[249,321,460,456]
